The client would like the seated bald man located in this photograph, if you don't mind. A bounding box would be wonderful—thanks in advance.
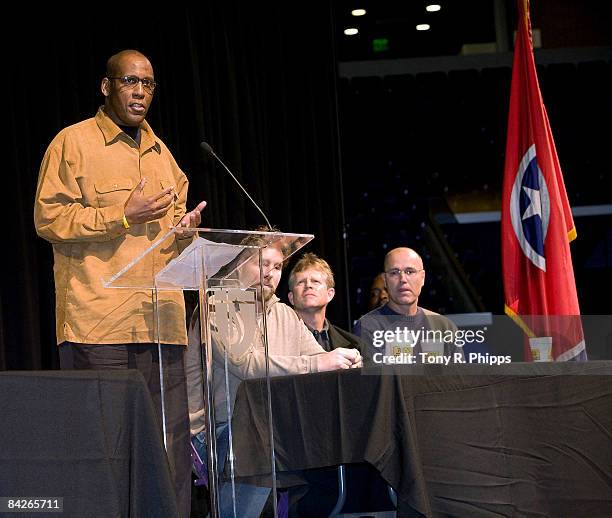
[353,247,464,365]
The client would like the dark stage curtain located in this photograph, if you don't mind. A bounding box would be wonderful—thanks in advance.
[3,3,348,369]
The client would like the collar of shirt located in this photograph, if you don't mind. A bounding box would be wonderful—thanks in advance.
[379,303,424,322]
[118,123,141,144]
[95,106,161,154]
[307,319,331,351]
[304,318,330,333]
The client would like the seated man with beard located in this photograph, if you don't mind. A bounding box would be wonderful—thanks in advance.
[185,230,362,517]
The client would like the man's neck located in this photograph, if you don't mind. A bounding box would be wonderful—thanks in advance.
[386,300,418,316]
[255,292,273,314]
[297,308,327,331]
[118,123,141,145]
[103,106,141,144]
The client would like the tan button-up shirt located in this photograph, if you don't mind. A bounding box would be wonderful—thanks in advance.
[185,295,326,430]
[35,107,191,345]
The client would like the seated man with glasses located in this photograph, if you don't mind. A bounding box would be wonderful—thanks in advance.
[353,247,464,366]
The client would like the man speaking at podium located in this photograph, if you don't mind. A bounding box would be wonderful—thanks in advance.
[34,49,205,517]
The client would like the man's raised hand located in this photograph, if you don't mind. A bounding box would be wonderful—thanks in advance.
[124,178,175,225]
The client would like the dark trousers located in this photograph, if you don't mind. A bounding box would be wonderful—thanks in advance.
[59,342,191,518]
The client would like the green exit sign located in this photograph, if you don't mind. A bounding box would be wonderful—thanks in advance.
[373,38,389,52]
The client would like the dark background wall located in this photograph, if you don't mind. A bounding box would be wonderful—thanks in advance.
[333,0,612,322]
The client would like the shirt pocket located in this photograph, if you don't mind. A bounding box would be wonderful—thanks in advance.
[94,179,133,208]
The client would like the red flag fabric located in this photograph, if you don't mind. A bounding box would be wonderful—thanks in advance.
[502,0,586,361]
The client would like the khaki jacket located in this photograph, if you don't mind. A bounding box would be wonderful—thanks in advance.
[34,107,191,345]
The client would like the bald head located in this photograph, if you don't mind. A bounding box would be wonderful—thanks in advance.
[383,247,425,316]
[106,50,151,77]
[102,49,155,128]
[384,248,423,272]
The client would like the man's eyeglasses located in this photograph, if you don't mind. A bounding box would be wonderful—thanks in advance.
[385,267,423,278]
[107,75,157,93]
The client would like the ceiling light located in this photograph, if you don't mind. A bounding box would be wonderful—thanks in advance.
[351,9,366,16]
[416,24,431,31]
[344,28,359,36]
[426,4,441,12]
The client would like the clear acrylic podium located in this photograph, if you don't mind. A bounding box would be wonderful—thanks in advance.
[104,228,313,517]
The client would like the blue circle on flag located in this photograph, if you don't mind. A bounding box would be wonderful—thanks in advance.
[510,144,550,271]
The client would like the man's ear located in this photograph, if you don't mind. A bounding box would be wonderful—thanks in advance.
[101,77,110,97]
[327,287,335,303]
[288,291,294,306]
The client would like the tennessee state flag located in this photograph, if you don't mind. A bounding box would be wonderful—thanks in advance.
[502,0,586,361]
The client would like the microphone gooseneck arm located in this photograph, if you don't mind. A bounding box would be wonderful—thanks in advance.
[200,142,272,231]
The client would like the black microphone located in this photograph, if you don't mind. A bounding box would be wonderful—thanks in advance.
[200,141,272,230]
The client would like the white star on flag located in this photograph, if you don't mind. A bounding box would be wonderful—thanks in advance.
[522,186,542,220]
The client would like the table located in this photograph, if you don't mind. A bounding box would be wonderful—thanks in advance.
[230,362,612,517]
[0,370,178,517]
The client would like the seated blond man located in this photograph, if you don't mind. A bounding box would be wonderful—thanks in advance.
[288,252,362,352]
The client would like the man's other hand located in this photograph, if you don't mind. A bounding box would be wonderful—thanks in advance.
[177,200,207,228]
[318,347,362,372]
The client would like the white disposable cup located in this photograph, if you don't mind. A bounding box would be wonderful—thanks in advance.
[529,336,553,362]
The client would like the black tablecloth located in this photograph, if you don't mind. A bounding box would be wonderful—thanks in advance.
[231,362,612,517]
[0,370,178,518]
